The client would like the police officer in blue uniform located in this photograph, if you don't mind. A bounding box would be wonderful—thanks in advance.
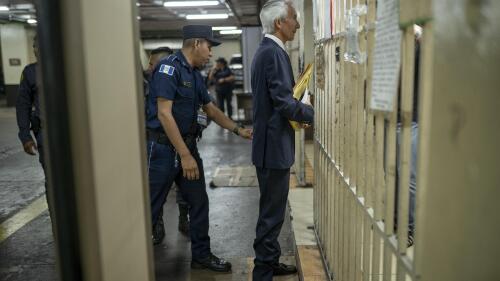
[251,1,314,280]
[17,45,41,162]
[146,25,253,272]
[16,36,55,219]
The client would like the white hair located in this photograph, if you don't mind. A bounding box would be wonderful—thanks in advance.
[260,0,294,34]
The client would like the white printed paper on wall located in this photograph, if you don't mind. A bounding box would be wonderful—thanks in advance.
[370,0,402,112]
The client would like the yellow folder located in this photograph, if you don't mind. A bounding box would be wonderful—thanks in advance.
[290,63,314,130]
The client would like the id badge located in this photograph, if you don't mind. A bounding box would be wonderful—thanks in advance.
[197,111,208,128]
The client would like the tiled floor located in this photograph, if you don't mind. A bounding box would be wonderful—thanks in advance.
[0,119,299,281]
[289,188,329,281]
[288,142,329,281]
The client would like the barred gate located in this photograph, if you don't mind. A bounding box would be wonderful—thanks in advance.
[313,0,431,280]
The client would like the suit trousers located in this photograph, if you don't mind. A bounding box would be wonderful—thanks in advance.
[253,166,290,281]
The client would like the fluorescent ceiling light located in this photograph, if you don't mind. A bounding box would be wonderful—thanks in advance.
[212,26,237,31]
[136,2,141,6]
[12,4,33,10]
[0,6,9,11]
[137,16,141,20]
[186,13,228,20]
[27,19,37,24]
[164,1,219,7]
[19,15,32,19]
[220,29,242,35]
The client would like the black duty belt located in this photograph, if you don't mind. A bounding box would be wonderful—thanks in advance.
[147,130,171,146]
[147,129,197,149]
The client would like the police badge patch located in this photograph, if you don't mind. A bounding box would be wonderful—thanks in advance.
[159,64,175,76]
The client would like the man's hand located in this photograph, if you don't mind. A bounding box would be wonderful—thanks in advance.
[180,153,200,180]
[299,123,311,129]
[238,128,253,140]
[22,140,37,155]
[217,78,225,84]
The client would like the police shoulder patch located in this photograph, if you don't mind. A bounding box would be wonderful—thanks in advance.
[159,64,175,76]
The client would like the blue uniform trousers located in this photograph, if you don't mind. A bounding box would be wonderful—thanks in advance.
[252,167,290,281]
[147,140,211,259]
[35,131,57,234]
[35,131,49,208]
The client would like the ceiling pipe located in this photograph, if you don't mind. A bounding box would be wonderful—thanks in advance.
[223,0,241,25]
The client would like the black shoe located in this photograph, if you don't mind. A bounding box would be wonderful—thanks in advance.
[271,263,297,276]
[407,232,415,248]
[178,217,190,235]
[152,216,165,245]
[178,204,190,236]
[191,253,232,272]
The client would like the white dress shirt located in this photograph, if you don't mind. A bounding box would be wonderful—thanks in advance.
[264,34,286,52]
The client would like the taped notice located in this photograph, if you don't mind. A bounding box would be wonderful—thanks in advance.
[370,0,402,112]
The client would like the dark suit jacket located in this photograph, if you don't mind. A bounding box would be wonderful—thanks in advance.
[251,37,314,169]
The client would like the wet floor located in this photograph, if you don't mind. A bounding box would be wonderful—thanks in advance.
[0,108,298,281]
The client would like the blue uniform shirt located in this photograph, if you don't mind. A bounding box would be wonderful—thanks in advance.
[146,51,212,135]
[16,63,39,144]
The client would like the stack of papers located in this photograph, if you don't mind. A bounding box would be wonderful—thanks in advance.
[290,63,314,130]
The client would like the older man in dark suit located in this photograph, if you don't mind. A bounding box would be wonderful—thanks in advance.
[251,1,314,280]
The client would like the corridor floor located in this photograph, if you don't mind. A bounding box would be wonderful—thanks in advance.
[153,123,298,281]
[0,105,298,281]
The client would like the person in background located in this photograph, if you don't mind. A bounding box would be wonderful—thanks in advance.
[144,47,173,108]
[208,57,235,119]
[251,1,314,280]
[143,46,191,244]
[395,24,422,248]
[15,36,57,233]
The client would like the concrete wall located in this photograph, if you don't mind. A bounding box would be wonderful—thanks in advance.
[26,27,36,64]
[60,0,153,279]
[141,38,241,67]
[415,1,500,280]
[211,39,241,63]
[0,24,35,106]
[142,38,182,51]
[242,27,262,93]
[0,24,31,85]
[138,40,149,70]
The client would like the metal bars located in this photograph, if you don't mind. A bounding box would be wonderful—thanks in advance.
[313,0,425,280]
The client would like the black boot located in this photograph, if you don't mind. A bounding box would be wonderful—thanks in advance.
[271,263,297,275]
[152,210,165,245]
[178,204,190,235]
[191,253,232,272]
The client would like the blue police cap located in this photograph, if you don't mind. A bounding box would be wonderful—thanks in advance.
[182,25,221,46]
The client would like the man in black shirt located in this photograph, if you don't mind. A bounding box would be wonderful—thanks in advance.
[209,57,235,118]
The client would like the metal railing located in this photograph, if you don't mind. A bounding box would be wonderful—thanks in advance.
[313,0,429,280]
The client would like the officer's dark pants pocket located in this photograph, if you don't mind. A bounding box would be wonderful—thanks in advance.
[175,151,211,260]
[147,141,177,224]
